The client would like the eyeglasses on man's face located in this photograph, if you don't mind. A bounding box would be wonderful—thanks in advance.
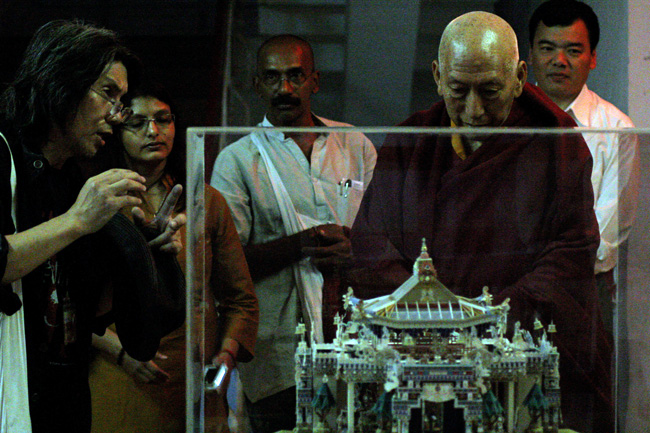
[90,87,133,122]
[122,113,176,133]
[259,69,315,88]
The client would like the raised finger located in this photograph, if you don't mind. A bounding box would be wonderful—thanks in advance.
[149,232,182,252]
[148,215,183,246]
[169,213,187,231]
[153,184,183,225]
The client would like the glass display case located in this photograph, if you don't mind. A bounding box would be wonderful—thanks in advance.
[185,126,650,433]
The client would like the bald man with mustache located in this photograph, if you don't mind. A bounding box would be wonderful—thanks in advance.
[211,34,376,432]
[351,11,612,433]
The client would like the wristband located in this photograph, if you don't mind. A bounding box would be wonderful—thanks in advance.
[220,348,237,366]
[117,348,126,366]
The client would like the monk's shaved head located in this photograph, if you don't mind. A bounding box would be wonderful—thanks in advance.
[439,11,520,75]
[432,11,527,131]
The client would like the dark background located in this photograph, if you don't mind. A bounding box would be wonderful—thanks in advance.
[1,2,647,432]
[0,0,231,128]
[0,0,630,131]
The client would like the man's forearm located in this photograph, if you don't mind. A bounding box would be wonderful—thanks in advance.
[244,229,317,280]
[2,212,84,284]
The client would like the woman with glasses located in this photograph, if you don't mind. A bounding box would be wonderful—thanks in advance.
[88,81,259,433]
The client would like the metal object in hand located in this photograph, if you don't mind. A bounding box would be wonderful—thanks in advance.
[204,364,228,391]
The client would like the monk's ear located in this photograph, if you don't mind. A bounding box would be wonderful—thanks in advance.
[432,60,443,96]
[513,60,527,98]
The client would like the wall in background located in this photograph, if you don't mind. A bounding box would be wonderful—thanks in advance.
[1,3,648,429]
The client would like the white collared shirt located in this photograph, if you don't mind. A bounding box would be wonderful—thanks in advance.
[210,114,376,402]
[565,85,639,274]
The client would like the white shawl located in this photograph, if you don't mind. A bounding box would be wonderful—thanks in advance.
[251,132,325,343]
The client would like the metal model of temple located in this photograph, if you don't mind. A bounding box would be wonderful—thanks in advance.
[294,240,561,433]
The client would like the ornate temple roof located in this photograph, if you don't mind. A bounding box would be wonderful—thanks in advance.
[355,239,508,330]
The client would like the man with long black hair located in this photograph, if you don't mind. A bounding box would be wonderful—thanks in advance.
[0,20,184,432]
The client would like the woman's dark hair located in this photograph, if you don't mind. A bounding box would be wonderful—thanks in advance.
[120,80,186,191]
[0,20,142,150]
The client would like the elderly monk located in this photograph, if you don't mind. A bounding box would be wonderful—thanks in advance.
[350,11,612,433]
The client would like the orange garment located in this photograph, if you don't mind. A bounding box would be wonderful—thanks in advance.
[89,177,258,433]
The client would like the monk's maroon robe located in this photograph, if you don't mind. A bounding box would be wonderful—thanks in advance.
[351,83,612,432]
